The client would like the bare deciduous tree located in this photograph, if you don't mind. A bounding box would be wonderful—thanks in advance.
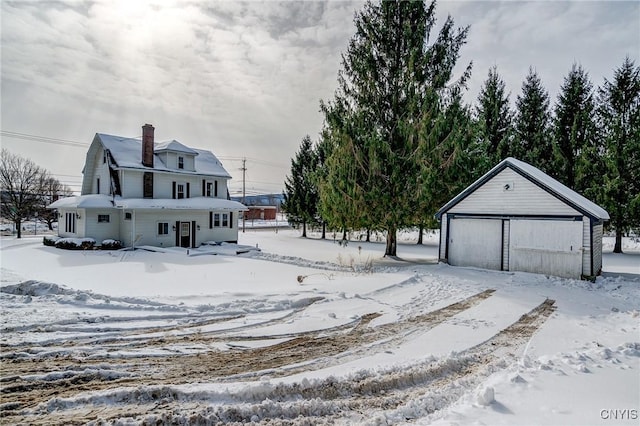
[0,149,51,238]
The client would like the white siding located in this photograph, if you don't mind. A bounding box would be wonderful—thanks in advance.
[439,214,447,260]
[121,170,143,198]
[449,168,580,216]
[118,210,238,247]
[592,223,603,276]
[582,217,591,276]
[120,171,229,200]
[84,209,120,243]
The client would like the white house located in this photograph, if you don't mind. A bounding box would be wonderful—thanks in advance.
[49,124,247,248]
[435,157,609,280]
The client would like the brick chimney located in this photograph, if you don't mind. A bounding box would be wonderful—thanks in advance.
[141,124,155,167]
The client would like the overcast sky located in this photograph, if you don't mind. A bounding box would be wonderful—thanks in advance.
[1,0,638,196]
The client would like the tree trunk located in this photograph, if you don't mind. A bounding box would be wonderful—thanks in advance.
[385,227,397,257]
[302,222,307,238]
[342,228,347,242]
[15,220,22,238]
[417,224,424,245]
[366,229,371,242]
[321,222,326,240]
[614,228,623,253]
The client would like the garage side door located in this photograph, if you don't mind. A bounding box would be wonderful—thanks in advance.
[509,219,582,278]
[448,218,502,270]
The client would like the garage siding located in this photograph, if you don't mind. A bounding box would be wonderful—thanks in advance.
[592,224,603,276]
[448,168,580,216]
[582,217,591,276]
[439,213,448,260]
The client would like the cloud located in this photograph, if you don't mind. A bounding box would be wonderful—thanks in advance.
[1,0,638,194]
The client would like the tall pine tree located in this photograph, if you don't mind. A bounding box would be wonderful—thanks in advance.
[552,63,597,190]
[282,135,319,238]
[597,57,640,253]
[475,66,513,165]
[512,67,553,171]
[319,0,470,256]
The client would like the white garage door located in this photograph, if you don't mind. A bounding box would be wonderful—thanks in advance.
[509,219,582,278]
[448,218,502,270]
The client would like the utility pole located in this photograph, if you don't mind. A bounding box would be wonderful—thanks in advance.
[241,157,246,233]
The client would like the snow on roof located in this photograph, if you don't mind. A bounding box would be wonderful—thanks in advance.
[97,133,231,178]
[154,140,199,155]
[48,194,113,209]
[115,197,247,211]
[48,195,247,211]
[437,157,609,220]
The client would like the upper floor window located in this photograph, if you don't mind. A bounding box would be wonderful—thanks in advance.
[177,184,185,199]
[206,182,213,197]
[98,214,110,223]
[143,172,153,198]
[125,212,132,220]
[178,156,184,169]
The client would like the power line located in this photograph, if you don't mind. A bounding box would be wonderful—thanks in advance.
[0,130,89,148]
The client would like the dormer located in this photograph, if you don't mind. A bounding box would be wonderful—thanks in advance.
[154,140,199,172]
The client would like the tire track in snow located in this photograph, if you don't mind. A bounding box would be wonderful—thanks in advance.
[4,297,556,425]
[0,290,496,423]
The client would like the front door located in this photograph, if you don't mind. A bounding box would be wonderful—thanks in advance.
[180,222,190,248]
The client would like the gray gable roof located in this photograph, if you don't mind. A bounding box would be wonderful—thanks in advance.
[436,157,609,221]
[97,133,231,178]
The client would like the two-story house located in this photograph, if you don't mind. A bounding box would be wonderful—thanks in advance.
[49,124,247,248]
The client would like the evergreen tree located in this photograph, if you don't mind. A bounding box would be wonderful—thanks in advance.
[415,88,483,237]
[475,66,513,165]
[282,135,318,238]
[319,0,470,256]
[512,67,553,171]
[597,57,640,253]
[553,63,597,190]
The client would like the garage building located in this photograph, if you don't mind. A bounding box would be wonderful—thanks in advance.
[435,157,609,279]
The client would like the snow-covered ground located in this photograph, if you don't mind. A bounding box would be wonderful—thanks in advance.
[0,229,638,425]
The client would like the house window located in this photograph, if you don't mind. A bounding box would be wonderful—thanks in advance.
[143,172,153,198]
[178,156,184,169]
[177,184,185,199]
[65,212,76,233]
[222,213,229,227]
[206,182,213,197]
[214,213,220,227]
[98,214,110,223]
[158,222,169,235]
[125,212,132,220]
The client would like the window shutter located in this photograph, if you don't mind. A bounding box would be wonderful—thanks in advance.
[172,182,176,199]
[175,221,180,246]
[202,179,205,196]
[214,181,218,197]
[229,212,233,228]
[186,182,190,198]
[191,221,196,248]
[209,211,213,229]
